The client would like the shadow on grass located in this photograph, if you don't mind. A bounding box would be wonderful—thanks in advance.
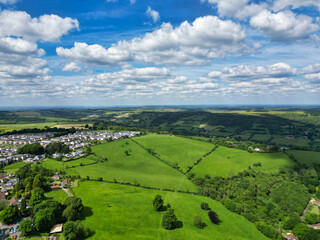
[176,221,183,229]
[80,206,94,220]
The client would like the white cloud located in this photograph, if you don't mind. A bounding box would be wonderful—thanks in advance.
[0,10,79,42]
[57,42,131,66]
[62,62,82,72]
[130,0,136,5]
[273,0,320,12]
[0,37,44,56]
[206,63,298,84]
[0,0,17,4]
[201,0,267,19]
[250,10,319,42]
[146,7,160,23]
[57,15,249,66]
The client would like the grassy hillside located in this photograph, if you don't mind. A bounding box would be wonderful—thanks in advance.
[44,189,68,203]
[59,139,197,192]
[190,146,295,178]
[134,135,215,172]
[41,158,97,171]
[287,150,320,166]
[3,161,28,174]
[73,181,269,240]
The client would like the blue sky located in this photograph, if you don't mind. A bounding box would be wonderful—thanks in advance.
[0,0,319,106]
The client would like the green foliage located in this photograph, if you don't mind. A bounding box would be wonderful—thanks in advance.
[46,142,70,155]
[34,208,55,232]
[0,199,8,211]
[305,213,320,225]
[270,182,309,214]
[208,211,219,224]
[19,219,33,236]
[283,213,301,230]
[63,197,84,221]
[86,145,92,154]
[63,220,91,240]
[255,222,279,239]
[17,142,44,155]
[153,194,164,211]
[162,208,178,230]
[34,200,65,223]
[293,223,311,239]
[200,202,210,210]
[0,206,19,224]
[20,198,29,217]
[194,216,206,229]
[29,188,45,206]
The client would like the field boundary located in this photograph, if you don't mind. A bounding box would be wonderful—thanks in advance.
[130,138,186,175]
[185,145,218,173]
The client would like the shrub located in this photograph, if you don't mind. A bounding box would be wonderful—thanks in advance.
[162,208,178,230]
[208,211,219,224]
[201,202,210,210]
[194,216,206,229]
[153,195,164,211]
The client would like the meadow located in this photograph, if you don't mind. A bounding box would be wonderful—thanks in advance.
[41,158,97,171]
[134,134,215,172]
[57,139,198,192]
[3,161,28,174]
[287,150,320,166]
[190,146,295,178]
[44,189,68,203]
[73,181,269,240]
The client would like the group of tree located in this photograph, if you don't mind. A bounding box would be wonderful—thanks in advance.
[190,167,320,239]
[46,142,70,155]
[18,142,70,156]
[18,196,87,237]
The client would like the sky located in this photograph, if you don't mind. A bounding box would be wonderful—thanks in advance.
[0,0,320,107]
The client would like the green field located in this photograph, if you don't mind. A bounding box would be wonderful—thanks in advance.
[41,158,97,171]
[190,146,295,178]
[287,150,320,166]
[56,139,197,192]
[3,161,28,174]
[45,189,68,203]
[134,135,215,172]
[73,181,269,240]
[0,122,59,132]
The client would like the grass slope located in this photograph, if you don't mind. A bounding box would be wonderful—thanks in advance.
[287,150,320,166]
[73,181,269,240]
[41,158,96,171]
[134,135,214,172]
[4,161,28,174]
[191,146,294,178]
[45,189,68,203]
[62,139,196,192]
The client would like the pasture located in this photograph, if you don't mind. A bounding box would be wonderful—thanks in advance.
[45,189,68,203]
[3,161,28,174]
[287,150,320,166]
[134,135,215,172]
[190,146,295,178]
[41,158,97,171]
[73,181,269,240]
[61,139,197,192]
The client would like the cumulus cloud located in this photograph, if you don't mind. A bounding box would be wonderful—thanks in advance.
[0,10,79,42]
[207,63,297,81]
[146,7,160,23]
[273,0,320,12]
[201,0,267,19]
[62,62,82,72]
[57,16,249,66]
[250,10,319,42]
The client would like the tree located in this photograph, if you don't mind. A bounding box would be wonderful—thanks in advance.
[64,221,91,240]
[0,206,19,224]
[29,188,45,206]
[194,216,206,229]
[283,212,301,230]
[153,195,164,211]
[305,213,320,225]
[208,211,219,224]
[63,197,84,221]
[20,198,29,217]
[86,146,92,154]
[201,202,210,210]
[162,208,178,230]
[19,219,33,236]
[34,208,55,232]
[0,199,8,211]
[293,223,311,239]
